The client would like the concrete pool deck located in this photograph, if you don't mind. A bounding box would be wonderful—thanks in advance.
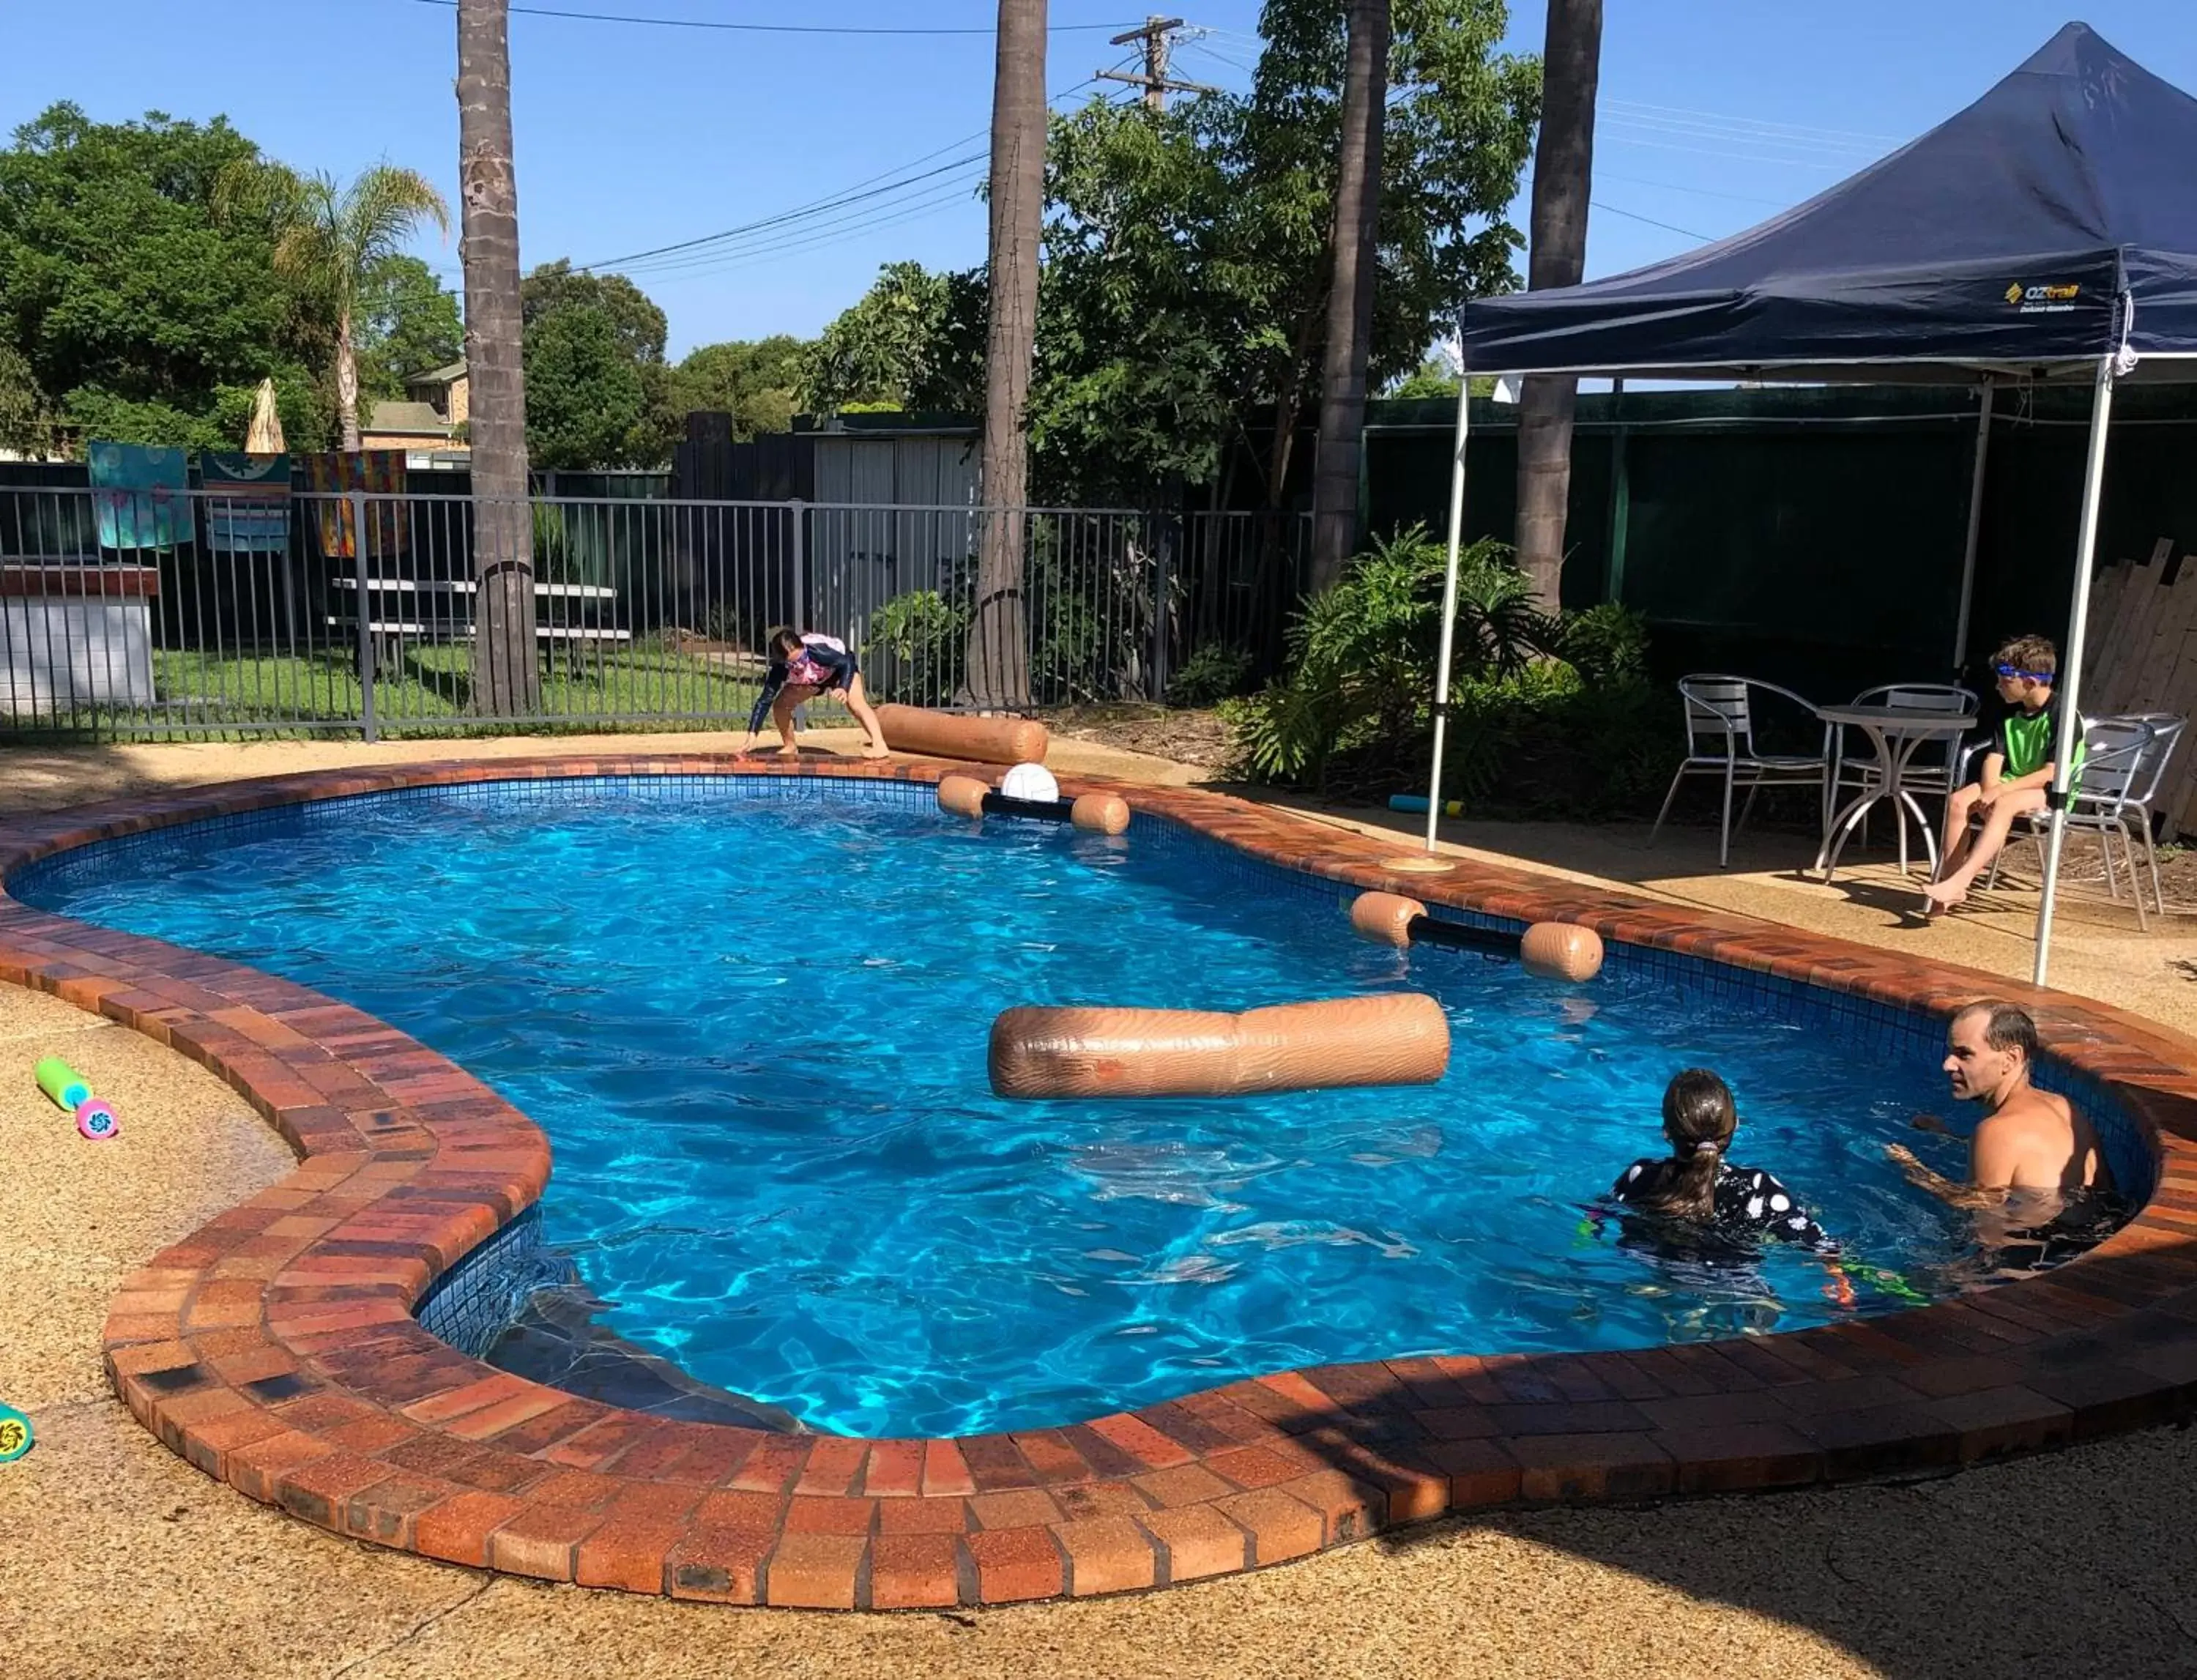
[1,738,2194,1677]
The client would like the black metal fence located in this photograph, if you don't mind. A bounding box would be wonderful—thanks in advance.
[0,484,1310,739]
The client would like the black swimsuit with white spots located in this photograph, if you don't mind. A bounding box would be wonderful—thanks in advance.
[1611,1158,1836,1252]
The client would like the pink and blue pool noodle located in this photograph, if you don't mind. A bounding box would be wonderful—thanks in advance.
[34,1057,120,1140]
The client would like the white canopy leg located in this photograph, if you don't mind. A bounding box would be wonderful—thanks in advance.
[1422,375,1474,852]
[2033,354,2118,987]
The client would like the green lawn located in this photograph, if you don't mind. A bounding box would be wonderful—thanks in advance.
[18,636,855,740]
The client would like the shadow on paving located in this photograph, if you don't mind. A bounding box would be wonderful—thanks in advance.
[1249,1224,2197,1680]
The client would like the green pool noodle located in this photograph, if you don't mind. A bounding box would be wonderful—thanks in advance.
[0,1402,30,1462]
[34,1057,91,1112]
[1843,1259,1930,1306]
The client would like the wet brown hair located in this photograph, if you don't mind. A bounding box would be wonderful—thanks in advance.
[1625,1068,1739,1222]
[1953,1000,2038,1065]
[767,626,803,656]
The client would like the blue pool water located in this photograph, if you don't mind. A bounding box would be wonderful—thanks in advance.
[21,778,1992,1436]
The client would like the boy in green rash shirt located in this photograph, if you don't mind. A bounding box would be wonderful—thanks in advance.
[1924,634,2086,917]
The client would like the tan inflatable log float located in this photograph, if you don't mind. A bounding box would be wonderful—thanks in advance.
[1520,921,1605,982]
[1347,890,1604,979]
[990,994,1449,1099]
[937,773,990,818]
[1070,792,1131,834]
[879,704,1049,765]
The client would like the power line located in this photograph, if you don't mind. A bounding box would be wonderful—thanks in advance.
[1588,200,1713,242]
[404,0,1142,36]
[573,72,1109,275]
[1599,97,1900,146]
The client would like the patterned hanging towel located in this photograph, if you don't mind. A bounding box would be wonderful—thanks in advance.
[303,450,408,560]
[200,453,291,554]
[86,441,190,551]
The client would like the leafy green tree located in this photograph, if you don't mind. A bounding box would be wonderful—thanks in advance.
[1030,0,1534,504]
[355,253,463,397]
[672,335,805,438]
[800,261,985,415]
[519,258,676,466]
[0,103,332,449]
[216,160,450,450]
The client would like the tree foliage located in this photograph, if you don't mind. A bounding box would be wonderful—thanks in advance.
[520,259,675,468]
[800,260,986,415]
[355,253,463,398]
[672,335,804,439]
[0,103,337,450]
[800,1,1534,506]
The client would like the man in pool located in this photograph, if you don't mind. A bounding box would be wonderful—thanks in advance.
[1886,1001,2111,1218]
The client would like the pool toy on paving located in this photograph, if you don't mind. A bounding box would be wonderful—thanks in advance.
[936,772,1131,835]
[34,1056,121,1139]
[1350,889,1605,982]
[0,1402,31,1462]
[877,704,1050,765]
[1389,794,1466,817]
[989,994,1451,1099]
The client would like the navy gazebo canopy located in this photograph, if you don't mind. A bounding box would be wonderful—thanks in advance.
[1424,23,2197,981]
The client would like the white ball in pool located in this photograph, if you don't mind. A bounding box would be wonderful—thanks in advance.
[1000,762,1060,804]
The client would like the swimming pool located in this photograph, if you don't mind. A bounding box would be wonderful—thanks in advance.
[22,776,2012,1436]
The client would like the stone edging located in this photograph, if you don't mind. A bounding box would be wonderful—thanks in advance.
[0,754,2190,1610]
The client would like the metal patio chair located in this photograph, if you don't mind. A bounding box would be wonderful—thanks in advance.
[1651,674,1833,868]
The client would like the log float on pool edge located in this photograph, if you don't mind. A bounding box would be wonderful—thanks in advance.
[989,994,1451,1100]
[878,705,1050,765]
[1349,889,1605,982]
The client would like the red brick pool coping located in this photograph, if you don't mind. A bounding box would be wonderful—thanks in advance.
[1,754,2194,1610]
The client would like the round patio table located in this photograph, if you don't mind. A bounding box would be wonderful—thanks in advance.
[1812,703,1977,882]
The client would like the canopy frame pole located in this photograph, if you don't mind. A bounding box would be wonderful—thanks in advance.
[2033,352,2118,987]
[1951,381,1995,672]
[1423,372,1475,850]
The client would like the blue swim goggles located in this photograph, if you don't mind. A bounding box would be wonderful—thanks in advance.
[1992,663,2054,683]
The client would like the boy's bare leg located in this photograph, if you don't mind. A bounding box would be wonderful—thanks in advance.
[1925,787,2046,910]
[843,673,891,758]
[1926,784,1984,915]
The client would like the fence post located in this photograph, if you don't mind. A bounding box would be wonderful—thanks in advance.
[1149,513,1175,703]
[789,498,807,629]
[350,488,377,744]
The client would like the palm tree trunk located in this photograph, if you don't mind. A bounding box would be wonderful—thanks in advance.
[456,0,540,717]
[335,311,361,453]
[1307,0,1391,597]
[967,0,1046,711]
[1514,0,1602,612]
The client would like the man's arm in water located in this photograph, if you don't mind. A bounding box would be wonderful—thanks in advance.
[1909,1113,1958,1137]
[1884,1142,2006,1210]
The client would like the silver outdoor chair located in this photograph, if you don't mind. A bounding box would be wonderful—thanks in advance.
[1829,683,1977,843]
[1966,715,2179,929]
[1651,674,1832,868]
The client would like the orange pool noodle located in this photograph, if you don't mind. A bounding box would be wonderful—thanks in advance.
[936,774,991,819]
[1070,792,1131,835]
[1350,890,1427,948]
[989,994,1450,1099]
[1520,921,1605,982]
[878,705,1049,765]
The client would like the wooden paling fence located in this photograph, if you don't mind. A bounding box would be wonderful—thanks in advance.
[2078,535,2197,835]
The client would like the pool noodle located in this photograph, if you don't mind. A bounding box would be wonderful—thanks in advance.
[35,1057,91,1112]
[0,1401,31,1462]
[1387,795,1465,817]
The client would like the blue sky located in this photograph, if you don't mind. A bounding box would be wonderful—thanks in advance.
[4,1,2192,357]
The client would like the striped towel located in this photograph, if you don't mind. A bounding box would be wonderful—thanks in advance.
[87,441,190,551]
[200,453,291,553]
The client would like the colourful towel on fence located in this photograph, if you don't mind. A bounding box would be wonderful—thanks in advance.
[303,450,407,560]
[86,441,190,551]
[200,453,291,553]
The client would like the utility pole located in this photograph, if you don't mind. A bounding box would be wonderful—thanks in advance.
[1098,16,1215,111]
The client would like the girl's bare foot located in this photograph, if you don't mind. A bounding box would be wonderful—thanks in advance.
[861,742,891,759]
[773,743,800,759]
